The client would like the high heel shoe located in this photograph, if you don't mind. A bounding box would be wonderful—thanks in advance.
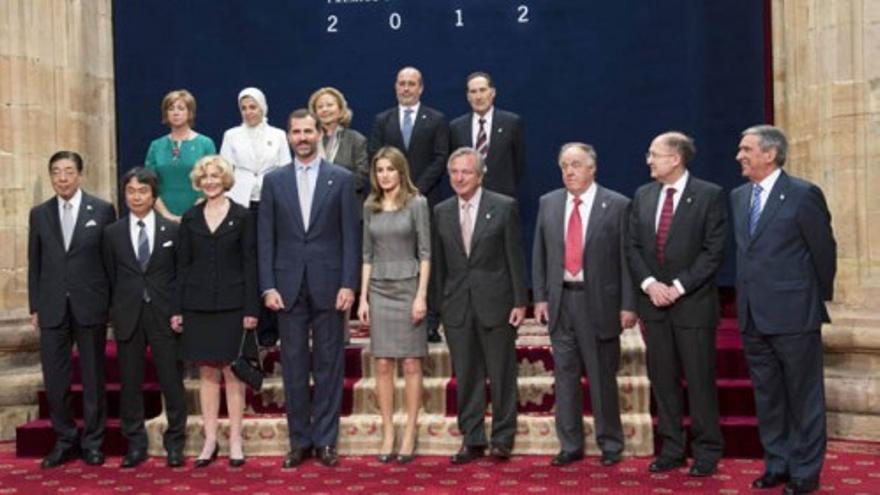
[228,457,246,467]
[194,444,218,468]
[397,435,418,464]
[377,435,395,464]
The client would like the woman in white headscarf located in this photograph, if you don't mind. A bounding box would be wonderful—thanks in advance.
[221,87,291,208]
[220,88,291,349]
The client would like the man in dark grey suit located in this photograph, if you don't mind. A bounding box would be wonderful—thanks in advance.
[102,167,186,468]
[450,72,525,198]
[532,142,637,467]
[732,125,836,495]
[259,109,360,468]
[432,147,527,464]
[370,66,450,343]
[28,150,116,468]
[626,132,727,477]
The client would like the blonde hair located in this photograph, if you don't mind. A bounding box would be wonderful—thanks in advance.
[190,155,235,191]
[161,89,197,127]
[365,146,419,212]
[307,87,353,127]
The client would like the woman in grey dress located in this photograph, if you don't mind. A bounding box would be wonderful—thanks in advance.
[357,146,430,464]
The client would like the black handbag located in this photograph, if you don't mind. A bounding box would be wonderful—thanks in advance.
[231,331,263,391]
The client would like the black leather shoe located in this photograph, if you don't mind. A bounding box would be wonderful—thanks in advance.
[450,445,485,464]
[166,451,184,468]
[782,478,819,494]
[282,447,313,468]
[82,448,105,466]
[376,453,395,464]
[229,457,246,467]
[489,444,512,461]
[193,445,218,468]
[551,450,584,467]
[40,446,80,469]
[427,326,442,343]
[688,460,717,477]
[600,452,622,466]
[120,449,148,468]
[648,457,686,473]
[316,446,338,467]
[751,472,790,489]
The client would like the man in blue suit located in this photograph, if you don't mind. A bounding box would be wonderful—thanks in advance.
[259,109,360,468]
[732,125,836,495]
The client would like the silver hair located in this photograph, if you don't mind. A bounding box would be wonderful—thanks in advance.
[743,125,788,166]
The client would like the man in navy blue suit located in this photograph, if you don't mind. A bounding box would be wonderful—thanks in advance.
[732,125,836,495]
[258,109,360,468]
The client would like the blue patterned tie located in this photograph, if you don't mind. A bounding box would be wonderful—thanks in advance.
[137,220,150,270]
[402,109,414,149]
[748,184,763,237]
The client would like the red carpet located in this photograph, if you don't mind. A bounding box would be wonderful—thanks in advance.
[1,441,878,494]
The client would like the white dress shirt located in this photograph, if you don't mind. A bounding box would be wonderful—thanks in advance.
[563,182,596,282]
[471,107,494,147]
[398,102,421,130]
[57,188,83,225]
[754,167,782,212]
[129,210,156,255]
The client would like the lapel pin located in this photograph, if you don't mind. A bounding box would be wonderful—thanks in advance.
[160,225,166,232]
[497,128,503,133]
[780,194,786,201]
[328,179,333,186]
[486,213,492,220]
[229,220,234,226]
[86,204,93,211]
[686,197,693,204]
[421,114,427,120]
[601,201,607,209]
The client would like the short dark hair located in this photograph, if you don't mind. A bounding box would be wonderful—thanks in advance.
[288,108,320,130]
[121,167,159,198]
[48,150,83,172]
[466,71,494,89]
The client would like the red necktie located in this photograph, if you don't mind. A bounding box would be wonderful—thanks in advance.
[655,187,676,266]
[565,198,583,276]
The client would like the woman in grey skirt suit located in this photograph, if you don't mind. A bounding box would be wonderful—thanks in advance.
[357,146,430,464]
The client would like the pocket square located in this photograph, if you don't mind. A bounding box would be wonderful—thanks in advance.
[162,240,173,247]
[85,219,97,227]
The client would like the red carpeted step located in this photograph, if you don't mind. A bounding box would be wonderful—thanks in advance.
[16,418,128,457]
[37,383,163,420]
[652,416,762,459]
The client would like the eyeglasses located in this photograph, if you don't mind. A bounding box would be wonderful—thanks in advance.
[645,151,676,160]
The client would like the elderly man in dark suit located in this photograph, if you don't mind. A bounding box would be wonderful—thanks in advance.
[28,150,117,468]
[370,66,450,343]
[432,147,528,464]
[533,142,637,467]
[450,72,525,198]
[102,167,186,468]
[626,131,727,477]
[732,125,836,495]
[259,109,360,468]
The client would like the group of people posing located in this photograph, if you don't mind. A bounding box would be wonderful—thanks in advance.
[28,66,835,495]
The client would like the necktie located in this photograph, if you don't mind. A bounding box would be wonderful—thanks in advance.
[61,201,74,251]
[475,118,489,158]
[460,202,473,257]
[655,187,676,266]
[748,183,764,237]
[136,220,151,270]
[564,197,583,276]
[298,166,312,231]
[402,109,414,149]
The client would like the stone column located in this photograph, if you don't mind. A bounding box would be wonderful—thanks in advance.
[0,0,116,438]
[772,0,880,440]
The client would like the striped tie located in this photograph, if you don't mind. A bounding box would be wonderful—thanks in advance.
[475,118,488,158]
[655,187,676,266]
[748,183,763,237]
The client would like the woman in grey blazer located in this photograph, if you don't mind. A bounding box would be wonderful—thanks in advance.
[357,146,430,464]
[308,87,370,201]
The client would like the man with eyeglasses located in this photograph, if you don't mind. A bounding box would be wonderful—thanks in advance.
[625,132,727,477]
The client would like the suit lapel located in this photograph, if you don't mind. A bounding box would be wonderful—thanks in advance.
[549,190,567,263]
[469,192,496,255]
[446,200,466,257]
[308,161,333,231]
[279,165,306,234]
[389,110,406,149]
[584,186,609,252]
[46,197,65,250]
[750,172,790,244]
[487,113,506,158]
[735,185,752,247]
[120,216,141,270]
[69,192,96,251]
[643,183,661,247]
[147,216,174,273]
[664,176,695,244]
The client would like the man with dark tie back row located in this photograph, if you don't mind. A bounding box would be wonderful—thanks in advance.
[28,76,834,490]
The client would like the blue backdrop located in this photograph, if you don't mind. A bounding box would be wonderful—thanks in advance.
[113,0,769,285]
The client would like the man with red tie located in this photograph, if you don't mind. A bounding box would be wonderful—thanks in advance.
[532,142,637,467]
[625,131,728,477]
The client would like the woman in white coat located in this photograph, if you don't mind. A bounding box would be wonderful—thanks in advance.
[220,87,291,346]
